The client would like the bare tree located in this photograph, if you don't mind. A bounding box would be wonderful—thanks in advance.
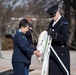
[63,0,76,47]
[0,0,25,37]
[0,0,14,37]
[26,0,52,39]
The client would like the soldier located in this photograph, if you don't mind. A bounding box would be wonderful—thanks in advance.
[47,5,70,75]
[25,22,33,45]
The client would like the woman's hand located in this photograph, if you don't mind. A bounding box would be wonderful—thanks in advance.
[34,50,42,57]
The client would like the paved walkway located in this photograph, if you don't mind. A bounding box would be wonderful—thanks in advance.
[0,50,76,75]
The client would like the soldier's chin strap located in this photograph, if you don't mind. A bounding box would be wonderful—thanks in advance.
[49,35,69,75]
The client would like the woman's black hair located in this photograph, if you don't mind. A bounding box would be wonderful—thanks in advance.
[19,18,28,28]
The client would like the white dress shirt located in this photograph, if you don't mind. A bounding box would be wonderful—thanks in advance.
[52,15,61,27]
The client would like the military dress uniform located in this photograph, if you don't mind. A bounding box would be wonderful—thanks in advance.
[47,5,70,75]
[25,31,33,45]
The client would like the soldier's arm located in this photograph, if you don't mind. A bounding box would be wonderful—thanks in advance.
[48,22,70,42]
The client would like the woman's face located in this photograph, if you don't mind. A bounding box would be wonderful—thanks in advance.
[21,26,30,34]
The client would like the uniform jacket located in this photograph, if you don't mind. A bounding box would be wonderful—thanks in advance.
[48,17,70,75]
[12,30,35,65]
[25,31,33,45]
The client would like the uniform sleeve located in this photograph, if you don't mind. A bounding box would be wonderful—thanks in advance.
[14,33,35,55]
[52,22,70,42]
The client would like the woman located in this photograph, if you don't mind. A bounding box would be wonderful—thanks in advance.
[12,18,41,75]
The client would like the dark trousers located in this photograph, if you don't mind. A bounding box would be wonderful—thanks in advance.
[12,62,29,75]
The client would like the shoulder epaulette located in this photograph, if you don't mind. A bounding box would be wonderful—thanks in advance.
[63,22,68,25]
